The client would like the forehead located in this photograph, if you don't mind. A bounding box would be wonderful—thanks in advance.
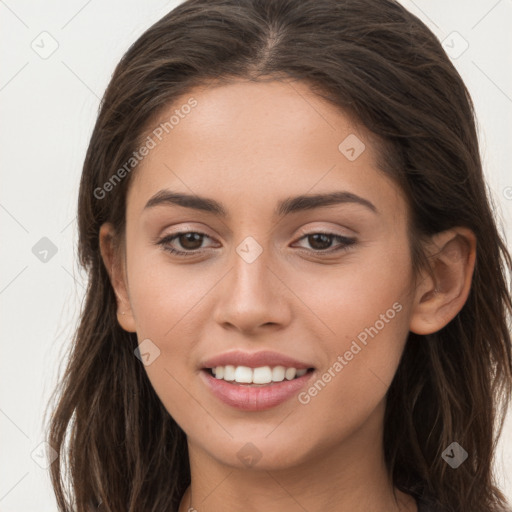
[140,79,365,159]
[127,79,404,219]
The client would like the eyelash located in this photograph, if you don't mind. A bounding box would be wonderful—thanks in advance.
[155,230,356,257]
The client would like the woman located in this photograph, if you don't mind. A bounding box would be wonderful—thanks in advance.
[46,1,512,511]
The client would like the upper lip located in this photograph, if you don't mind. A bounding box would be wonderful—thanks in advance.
[201,350,314,370]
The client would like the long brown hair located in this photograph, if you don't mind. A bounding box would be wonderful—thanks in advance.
[45,1,512,511]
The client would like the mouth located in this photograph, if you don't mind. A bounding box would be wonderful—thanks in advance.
[200,364,316,411]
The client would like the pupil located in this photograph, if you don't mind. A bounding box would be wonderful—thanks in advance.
[181,233,203,249]
[309,233,332,250]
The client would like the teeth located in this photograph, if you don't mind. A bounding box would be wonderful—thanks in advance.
[223,365,235,381]
[211,365,310,384]
[285,368,296,380]
[272,365,285,382]
[253,366,272,384]
[234,366,253,383]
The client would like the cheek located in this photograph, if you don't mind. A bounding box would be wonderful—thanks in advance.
[125,256,204,427]
[126,247,216,339]
[295,310,410,454]
[295,239,412,343]
[296,243,412,402]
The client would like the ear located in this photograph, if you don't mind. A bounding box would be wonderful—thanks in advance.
[409,227,476,335]
[98,222,137,333]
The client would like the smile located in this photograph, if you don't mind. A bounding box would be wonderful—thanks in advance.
[207,365,310,384]
[199,350,316,411]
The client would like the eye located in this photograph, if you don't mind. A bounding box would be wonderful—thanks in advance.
[156,231,216,256]
[293,231,357,253]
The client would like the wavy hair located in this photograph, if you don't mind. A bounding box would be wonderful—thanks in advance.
[45,1,512,511]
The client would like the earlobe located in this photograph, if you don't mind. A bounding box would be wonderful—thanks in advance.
[409,227,476,335]
[98,222,137,333]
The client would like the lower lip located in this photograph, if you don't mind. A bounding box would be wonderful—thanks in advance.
[200,369,314,411]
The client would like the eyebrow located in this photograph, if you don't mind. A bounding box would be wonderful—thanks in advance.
[143,189,378,217]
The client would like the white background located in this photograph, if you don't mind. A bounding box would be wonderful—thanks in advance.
[1,0,511,510]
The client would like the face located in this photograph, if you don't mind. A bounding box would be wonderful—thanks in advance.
[107,79,418,470]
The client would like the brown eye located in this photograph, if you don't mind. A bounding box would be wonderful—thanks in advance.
[156,231,215,256]
[177,232,205,250]
[294,232,357,254]
[307,233,335,250]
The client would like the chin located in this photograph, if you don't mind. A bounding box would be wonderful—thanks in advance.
[192,432,316,471]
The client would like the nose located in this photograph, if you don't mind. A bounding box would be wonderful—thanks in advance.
[212,245,292,335]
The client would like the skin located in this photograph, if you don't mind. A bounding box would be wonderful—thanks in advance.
[99,79,476,512]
